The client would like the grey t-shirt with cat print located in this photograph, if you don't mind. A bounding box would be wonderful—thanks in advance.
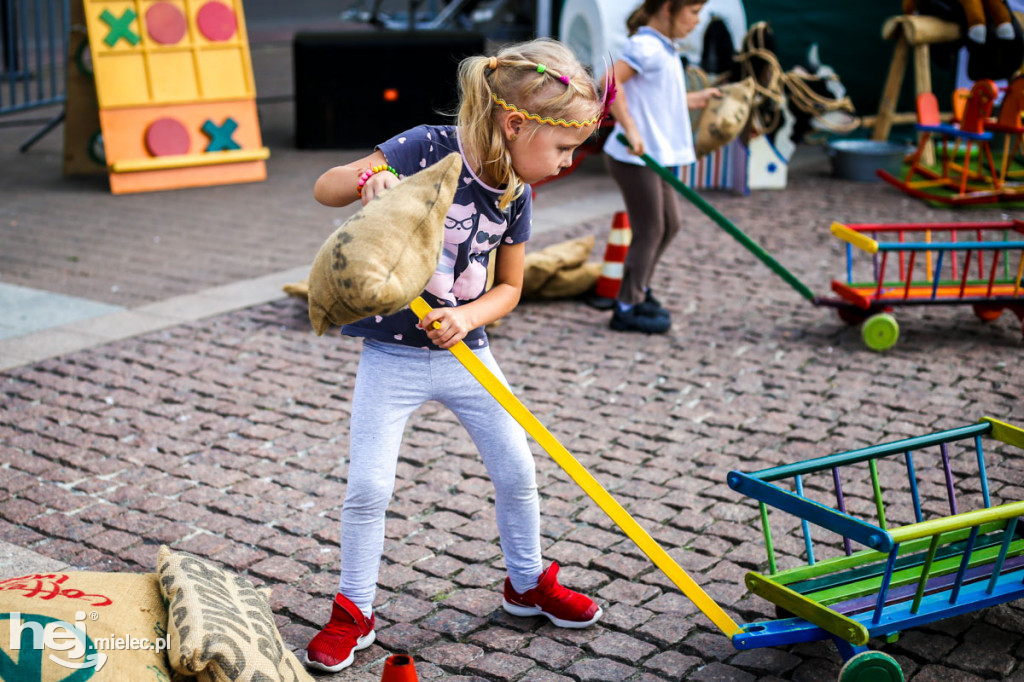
[342,124,532,350]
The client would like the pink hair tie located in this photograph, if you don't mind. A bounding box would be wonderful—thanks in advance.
[559,75,570,85]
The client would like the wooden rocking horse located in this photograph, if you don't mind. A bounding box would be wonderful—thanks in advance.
[878,78,1024,205]
[984,75,1024,184]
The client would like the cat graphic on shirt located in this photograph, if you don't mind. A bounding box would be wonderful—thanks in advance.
[425,201,477,305]
[452,213,506,300]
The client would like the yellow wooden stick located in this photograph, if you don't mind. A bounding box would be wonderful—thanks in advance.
[410,296,740,637]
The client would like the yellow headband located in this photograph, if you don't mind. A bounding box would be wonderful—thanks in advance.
[491,94,601,129]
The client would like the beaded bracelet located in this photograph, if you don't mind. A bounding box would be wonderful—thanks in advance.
[356,164,398,197]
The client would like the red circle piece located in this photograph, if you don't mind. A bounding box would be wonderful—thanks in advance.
[145,3,187,45]
[196,1,238,42]
[145,118,191,157]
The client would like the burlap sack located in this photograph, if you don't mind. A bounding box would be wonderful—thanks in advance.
[695,77,756,157]
[0,571,171,681]
[522,235,596,299]
[157,546,312,682]
[534,262,601,299]
[282,280,309,300]
[307,152,462,335]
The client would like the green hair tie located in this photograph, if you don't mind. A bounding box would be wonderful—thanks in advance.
[536,64,546,74]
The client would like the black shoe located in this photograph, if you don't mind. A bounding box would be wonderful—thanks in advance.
[638,290,668,318]
[610,305,671,334]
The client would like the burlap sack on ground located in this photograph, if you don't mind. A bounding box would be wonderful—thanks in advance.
[695,77,756,157]
[0,571,171,681]
[522,235,596,299]
[282,281,309,300]
[534,262,602,299]
[307,152,462,335]
[157,546,312,682]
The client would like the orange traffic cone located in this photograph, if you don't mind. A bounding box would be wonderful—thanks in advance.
[588,211,632,309]
[381,654,418,682]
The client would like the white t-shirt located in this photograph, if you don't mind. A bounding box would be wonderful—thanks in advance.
[604,26,696,168]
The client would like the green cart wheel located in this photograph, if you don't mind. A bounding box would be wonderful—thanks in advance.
[862,313,899,351]
[838,651,903,682]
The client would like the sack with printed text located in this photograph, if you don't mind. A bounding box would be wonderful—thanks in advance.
[0,571,171,682]
[157,546,312,682]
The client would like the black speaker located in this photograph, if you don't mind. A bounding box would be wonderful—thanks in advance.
[293,30,486,149]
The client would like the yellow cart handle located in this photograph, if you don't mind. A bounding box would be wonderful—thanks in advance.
[410,297,740,637]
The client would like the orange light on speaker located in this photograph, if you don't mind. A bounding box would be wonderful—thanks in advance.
[383,88,400,102]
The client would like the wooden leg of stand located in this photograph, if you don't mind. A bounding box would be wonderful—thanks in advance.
[873,36,910,143]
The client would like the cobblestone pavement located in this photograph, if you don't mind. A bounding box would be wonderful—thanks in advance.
[3,7,1024,678]
[4,148,1024,681]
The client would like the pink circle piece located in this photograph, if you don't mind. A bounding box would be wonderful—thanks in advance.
[196,1,238,42]
[145,3,187,45]
[145,118,191,157]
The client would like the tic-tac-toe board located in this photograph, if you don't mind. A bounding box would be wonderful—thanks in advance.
[83,0,269,194]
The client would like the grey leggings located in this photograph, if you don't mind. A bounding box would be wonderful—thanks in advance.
[339,338,542,611]
[605,155,684,305]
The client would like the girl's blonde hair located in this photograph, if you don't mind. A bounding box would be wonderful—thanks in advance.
[627,0,703,36]
[457,38,603,210]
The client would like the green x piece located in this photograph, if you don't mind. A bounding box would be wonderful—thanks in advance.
[101,8,140,47]
[202,118,242,152]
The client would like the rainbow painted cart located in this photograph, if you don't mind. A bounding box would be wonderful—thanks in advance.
[727,417,1024,681]
[622,134,1024,351]
[828,221,1024,350]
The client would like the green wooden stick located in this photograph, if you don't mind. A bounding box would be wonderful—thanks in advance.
[615,133,816,302]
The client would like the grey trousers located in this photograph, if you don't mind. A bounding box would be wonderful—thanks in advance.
[605,155,684,305]
[339,339,542,611]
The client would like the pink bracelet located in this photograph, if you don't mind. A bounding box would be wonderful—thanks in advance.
[356,164,398,197]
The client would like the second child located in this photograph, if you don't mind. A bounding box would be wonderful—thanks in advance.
[604,0,721,334]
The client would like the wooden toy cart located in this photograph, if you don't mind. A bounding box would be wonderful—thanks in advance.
[727,417,1024,681]
[827,220,1024,350]
[620,134,1024,351]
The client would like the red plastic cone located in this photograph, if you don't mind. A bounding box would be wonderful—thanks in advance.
[381,654,418,682]
[594,211,632,300]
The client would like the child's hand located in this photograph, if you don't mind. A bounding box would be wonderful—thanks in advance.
[419,306,472,350]
[623,128,645,156]
[691,88,723,109]
[360,170,399,204]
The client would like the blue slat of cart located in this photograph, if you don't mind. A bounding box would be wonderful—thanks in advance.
[748,423,992,483]
[732,616,836,650]
[904,451,923,523]
[727,471,894,552]
[855,570,1024,636]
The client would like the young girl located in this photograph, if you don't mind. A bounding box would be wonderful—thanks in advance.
[604,0,720,334]
[305,38,608,673]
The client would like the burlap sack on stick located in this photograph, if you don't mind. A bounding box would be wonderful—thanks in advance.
[157,545,313,682]
[695,77,755,157]
[0,571,171,681]
[307,152,462,335]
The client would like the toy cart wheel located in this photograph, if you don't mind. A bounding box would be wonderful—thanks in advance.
[972,303,1004,322]
[861,313,899,351]
[838,651,903,682]
[836,306,869,326]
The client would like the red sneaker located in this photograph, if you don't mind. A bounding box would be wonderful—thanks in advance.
[502,562,602,628]
[304,593,376,672]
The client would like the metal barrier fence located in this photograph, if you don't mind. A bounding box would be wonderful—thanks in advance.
[1,0,69,116]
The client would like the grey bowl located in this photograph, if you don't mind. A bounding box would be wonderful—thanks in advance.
[827,139,909,182]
